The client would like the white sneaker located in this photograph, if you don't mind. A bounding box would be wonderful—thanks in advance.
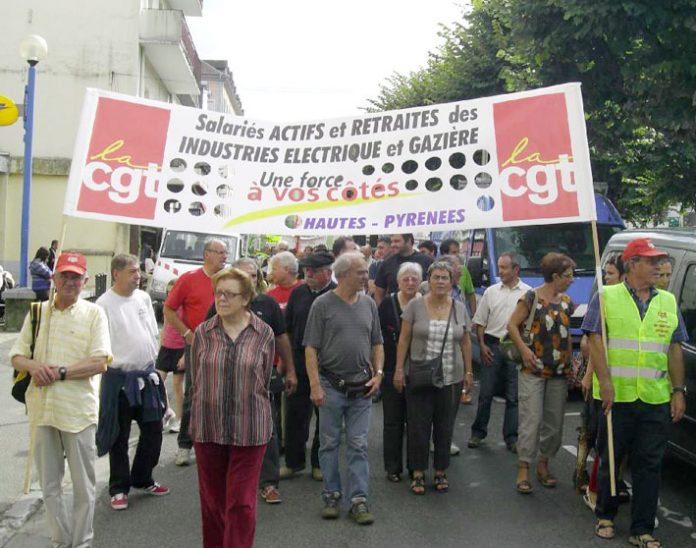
[168,419,181,433]
[175,448,191,466]
[450,443,461,456]
[163,409,176,430]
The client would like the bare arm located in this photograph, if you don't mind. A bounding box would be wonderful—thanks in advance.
[365,344,384,398]
[275,333,297,394]
[393,319,413,393]
[305,346,324,406]
[476,323,493,366]
[467,292,477,317]
[12,354,108,386]
[460,330,473,391]
[668,342,686,422]
[587,333,614,413]
[507,300,537,370]
[164,305,192,346]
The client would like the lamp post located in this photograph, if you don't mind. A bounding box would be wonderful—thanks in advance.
[18,34,48,288]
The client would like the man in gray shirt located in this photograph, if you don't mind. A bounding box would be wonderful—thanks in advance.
[304,252,384,525]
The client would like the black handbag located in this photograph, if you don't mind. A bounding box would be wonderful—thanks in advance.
[12,302,42,404]
[408,304,452,390]
[322,367,372,398]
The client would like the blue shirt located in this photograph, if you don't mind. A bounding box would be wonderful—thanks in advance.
[582,282,688,343]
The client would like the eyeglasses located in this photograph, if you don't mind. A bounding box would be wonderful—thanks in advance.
[206,249,228,255]
[431,275,451,282]
[214,290,243,301]
[560,272,575,279]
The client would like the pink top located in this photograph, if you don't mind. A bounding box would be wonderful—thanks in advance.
[161,306,186,349]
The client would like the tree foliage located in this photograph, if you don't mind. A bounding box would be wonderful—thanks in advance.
[370,0,696,225]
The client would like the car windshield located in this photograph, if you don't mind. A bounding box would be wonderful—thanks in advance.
[160,231,238,262]
[493,223,621,274]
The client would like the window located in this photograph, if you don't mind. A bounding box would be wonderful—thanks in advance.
[678,264,696,343]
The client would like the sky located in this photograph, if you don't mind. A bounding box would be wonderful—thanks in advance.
[188,0,467,122]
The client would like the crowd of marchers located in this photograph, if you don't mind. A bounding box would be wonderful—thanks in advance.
[8,233,686,548]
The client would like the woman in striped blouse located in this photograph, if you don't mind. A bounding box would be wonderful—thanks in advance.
[190,267,275,548]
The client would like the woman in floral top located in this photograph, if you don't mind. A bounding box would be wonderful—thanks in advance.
[507,252,576,494]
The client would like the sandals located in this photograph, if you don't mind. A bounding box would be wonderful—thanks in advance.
[595,519,615,540]
[434,474,449,493]
[628,534,662,548]
[617,481,631,504]
[536,460,558,488]
[410,475,425,495]
[516,463,533,494]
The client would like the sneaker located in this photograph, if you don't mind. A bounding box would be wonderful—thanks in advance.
[279,465,303,480]
[168,418,181,433]
[175,448,191,466]
[349,497,374,525]
[493,396,506,403]
[139,482,170,496]
[162,408,176,430]
[110,493,128,510]
[468,436,483,449]
[450,443,461,456]
[260,485,282,504]
[321,492,341,520]
[311,467,323,481]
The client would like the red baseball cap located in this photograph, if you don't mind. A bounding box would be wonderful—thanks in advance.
[55,252,87,275]
[622,238,667,262]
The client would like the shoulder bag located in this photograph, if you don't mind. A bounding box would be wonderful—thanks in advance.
[408,304,453,390]
[12,302,42,404]
[499,290,538,363]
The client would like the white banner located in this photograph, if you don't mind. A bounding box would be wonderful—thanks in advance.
[64,83,596,234]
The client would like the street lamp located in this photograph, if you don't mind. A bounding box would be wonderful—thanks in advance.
[18,34,48,288]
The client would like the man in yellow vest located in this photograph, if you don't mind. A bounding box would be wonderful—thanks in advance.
[582,238,688,548]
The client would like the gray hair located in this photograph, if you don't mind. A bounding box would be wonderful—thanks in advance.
[204,238,227,252]
[232,257,258,271]
[111,253,138,277]
[269,251,298,275]
[427,260,454,280]
[397,261,423,281]
[333,251,365,278]
[437,255,460,269]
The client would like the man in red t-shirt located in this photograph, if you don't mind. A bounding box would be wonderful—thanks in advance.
[267,251,304,310]
[164,238,228,466]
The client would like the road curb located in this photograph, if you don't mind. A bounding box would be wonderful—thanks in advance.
[0,492,43,547]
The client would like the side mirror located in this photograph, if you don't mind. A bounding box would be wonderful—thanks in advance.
[467,256,484,287]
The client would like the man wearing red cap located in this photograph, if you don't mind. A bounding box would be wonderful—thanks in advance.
[582,238,688,548]
[10,252,111,548]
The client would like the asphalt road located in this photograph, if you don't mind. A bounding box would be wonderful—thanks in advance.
[4,378,695,548]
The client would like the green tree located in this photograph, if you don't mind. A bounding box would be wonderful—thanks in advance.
[371,0,696,224]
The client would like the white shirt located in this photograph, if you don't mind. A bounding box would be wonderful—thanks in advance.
[96,289,159,371]
[472,279,532,338]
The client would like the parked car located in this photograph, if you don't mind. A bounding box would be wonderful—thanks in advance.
[601,228,696,465]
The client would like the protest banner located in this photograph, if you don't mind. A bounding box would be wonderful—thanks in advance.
[64,83,596,234]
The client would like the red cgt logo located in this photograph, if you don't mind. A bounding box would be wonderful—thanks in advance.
[494,93,579,221]
[77,98,170,220]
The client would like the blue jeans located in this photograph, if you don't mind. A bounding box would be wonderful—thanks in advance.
[471,343,518,444]
[318,377,372,504]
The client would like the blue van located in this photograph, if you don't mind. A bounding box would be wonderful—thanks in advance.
[432,193,625,370]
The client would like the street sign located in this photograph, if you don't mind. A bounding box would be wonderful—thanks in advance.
[0,96,19,126]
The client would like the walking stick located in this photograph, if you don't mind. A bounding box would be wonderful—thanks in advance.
[591,221,616,497]
[23,220,67,494]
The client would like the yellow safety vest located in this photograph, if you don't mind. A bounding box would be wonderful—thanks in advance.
[593,283,678,404]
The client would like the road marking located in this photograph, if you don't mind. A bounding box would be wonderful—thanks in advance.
[563,445,594,461]
[565,412,581,416]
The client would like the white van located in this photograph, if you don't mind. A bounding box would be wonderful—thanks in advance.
[148,229,241,319]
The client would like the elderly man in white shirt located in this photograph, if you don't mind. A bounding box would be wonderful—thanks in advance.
[468,253,531,453]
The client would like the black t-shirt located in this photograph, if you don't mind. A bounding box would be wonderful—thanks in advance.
[206,293,285,336]
[374,251,433,294]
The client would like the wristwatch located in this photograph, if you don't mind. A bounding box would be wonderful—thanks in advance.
[376,369,384,377]
[672,386,687,395]
[58,367,67,381]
